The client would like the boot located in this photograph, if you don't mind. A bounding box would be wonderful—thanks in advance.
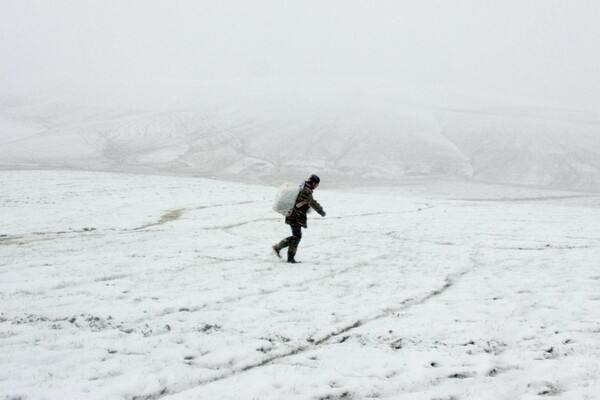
[287,246,298,263]
[272,244,282,259]
[288,236,300,264]
[272,237,291,259]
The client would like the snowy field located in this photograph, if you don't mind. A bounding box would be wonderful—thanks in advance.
[1,170,599,400]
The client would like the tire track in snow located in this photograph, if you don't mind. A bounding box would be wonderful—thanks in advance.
[144,265,474,400]
[0,200,258,244]
[451,194,600,203]
[0,228,104,246]
[0,201,260,243]
[134,201,256,230]
[0,207,397,247]
[162,254,392,329]
[200,211,399,231]
[308,267,471,345]
[151,254,390,320]
[202,217,279,230]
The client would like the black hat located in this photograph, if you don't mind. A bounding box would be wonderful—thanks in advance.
[308,174,320,184]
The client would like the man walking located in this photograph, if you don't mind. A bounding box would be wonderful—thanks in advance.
[272,174,326,263]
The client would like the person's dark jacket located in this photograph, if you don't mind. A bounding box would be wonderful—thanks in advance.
[285,182,325,228]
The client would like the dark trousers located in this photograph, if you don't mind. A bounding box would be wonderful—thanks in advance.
[275,225,302,258]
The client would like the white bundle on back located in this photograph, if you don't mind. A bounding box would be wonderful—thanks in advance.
[272,182,302,216]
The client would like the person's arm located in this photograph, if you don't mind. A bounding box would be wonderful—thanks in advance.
[296,188,326,216]
[311,198,325,216]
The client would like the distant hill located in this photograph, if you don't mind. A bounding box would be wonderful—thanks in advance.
[1,83,599,192]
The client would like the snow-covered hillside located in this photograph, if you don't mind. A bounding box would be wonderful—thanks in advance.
[1,82,599,192]
[1,170,600,399]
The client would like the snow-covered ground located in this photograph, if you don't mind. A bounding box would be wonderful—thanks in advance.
[1,170,599,399]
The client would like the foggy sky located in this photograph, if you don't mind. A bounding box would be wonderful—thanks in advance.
[2,0,599,110]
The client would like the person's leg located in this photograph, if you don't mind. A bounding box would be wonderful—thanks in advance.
[272,238,289,258]
[287,226,302,263]
[272,226,296,258]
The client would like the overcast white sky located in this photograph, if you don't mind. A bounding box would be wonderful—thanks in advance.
[1,0,599,110]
